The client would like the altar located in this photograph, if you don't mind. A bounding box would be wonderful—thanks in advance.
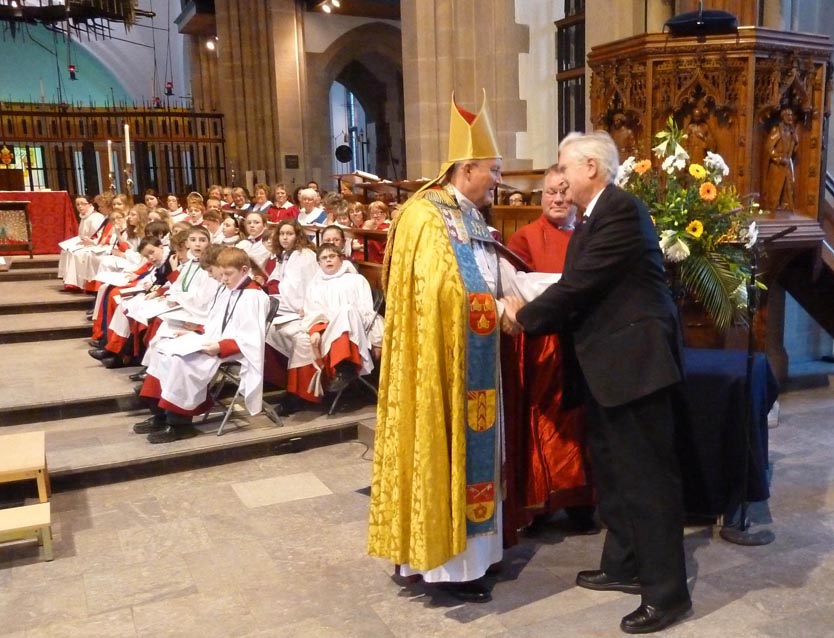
[0,191,77,256]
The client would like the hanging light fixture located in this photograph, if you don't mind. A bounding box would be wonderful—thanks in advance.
[331,0,341,7]
[321,2,332,13]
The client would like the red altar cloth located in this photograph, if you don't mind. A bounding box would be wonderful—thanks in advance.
[0,191,78,255]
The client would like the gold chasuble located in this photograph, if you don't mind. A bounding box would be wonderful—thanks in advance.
[368,184,501,572]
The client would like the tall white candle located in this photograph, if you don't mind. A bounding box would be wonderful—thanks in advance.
[107,139,113,174]
[123,123,131,165]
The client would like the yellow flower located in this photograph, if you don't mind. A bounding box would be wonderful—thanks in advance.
[650,215,656,226]
[689,164,706,179]
[635,159,652,175]
[686,220,704,238]
[699,182,717,202]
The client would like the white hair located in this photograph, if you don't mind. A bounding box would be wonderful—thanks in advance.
[298,188,317,200]
[559,131,620,185]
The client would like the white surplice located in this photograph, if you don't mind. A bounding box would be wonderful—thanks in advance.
[266,248,318,315]
[58,210,106,286]
[266,261,382,397]
[148,279,269,414]
[245,237,271,269]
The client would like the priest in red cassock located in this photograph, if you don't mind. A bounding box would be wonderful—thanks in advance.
[503,165,597,539]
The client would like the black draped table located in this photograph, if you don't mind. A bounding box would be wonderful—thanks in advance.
[679,348,778,517]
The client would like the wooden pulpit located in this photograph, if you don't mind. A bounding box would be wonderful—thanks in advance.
[588,26,833,378]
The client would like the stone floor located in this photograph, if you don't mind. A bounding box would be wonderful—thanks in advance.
[1,376,833,637]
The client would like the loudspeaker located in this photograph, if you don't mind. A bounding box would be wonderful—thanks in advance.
[665,10,737,36]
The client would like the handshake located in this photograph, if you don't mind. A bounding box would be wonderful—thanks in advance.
[499,296,526,336]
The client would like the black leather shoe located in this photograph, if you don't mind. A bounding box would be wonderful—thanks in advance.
[620,600,692,634]
[437,580,492,603]
[147,425,180,444]
[275,395,299,416]
[102,356,125,369]
[88,348,111,360]
[564,506,601,535]
[327,367,357,393]
[133,416,166,434]
[576,570,641,594]
[88,338,103,348]
[165,413,193,427]
[129,369,148,382]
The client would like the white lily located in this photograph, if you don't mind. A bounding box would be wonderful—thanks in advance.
[704,151,730,184]
[659,230,691,262]
[742,221,759,249]
[616,156,636,186]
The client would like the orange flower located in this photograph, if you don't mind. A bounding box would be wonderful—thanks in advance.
[634,159,652,175]
[699,182,717,202]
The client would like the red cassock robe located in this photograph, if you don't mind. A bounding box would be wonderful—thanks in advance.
[503,215,595,540]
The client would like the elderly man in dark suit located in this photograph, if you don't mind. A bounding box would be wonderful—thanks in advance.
[502,130,691,634]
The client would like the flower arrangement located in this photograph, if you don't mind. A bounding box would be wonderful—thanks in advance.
[616,117,761,332]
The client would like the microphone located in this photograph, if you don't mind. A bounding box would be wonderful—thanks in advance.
[761,225,797,245]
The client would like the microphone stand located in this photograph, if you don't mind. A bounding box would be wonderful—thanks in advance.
[719,225,795,546]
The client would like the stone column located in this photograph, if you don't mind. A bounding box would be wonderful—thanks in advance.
[214,0,304,185]
[400,0,528,179]
[268,0,308,186]
[188,37,220,113]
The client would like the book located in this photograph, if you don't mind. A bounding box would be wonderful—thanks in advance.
[58,236,84,252]
[94,271,132,287]
[271,312,300,326]
[155,331,208,357]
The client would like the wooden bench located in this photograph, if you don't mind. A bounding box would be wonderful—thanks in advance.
[0,431,51,503]
[0,502,53,561]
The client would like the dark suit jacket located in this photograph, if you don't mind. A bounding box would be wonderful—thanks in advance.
[517,184,683,408]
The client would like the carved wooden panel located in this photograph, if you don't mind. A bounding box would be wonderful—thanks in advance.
[588,28,832,220]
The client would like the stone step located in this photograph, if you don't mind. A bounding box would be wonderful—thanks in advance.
[0,279,93,316]
[0,267,59,282]
[0,337,143,426]
[4,255,59,270]
[2,399,375,492]
[0,310,90,344]
[0,256,379,496]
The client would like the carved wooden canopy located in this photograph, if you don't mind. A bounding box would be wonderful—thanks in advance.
[588,27,832,219]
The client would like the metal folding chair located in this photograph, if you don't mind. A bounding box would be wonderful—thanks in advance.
[203,295,284,435]
[327,288,384,415]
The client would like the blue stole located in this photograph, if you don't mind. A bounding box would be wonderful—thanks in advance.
[432,188,499,536]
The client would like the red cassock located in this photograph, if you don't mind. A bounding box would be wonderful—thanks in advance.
[503,215,595,541]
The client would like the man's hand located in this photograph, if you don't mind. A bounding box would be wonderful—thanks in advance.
[500,312,521,336]
[501,297,524,334]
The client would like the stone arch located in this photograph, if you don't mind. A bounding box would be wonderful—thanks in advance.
[305,22,405,185]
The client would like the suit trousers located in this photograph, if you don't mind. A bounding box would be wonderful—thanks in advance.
[585,384,690,608]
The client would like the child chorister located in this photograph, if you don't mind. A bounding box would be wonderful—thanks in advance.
[270,243,382,415]
[135,247,269,443]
